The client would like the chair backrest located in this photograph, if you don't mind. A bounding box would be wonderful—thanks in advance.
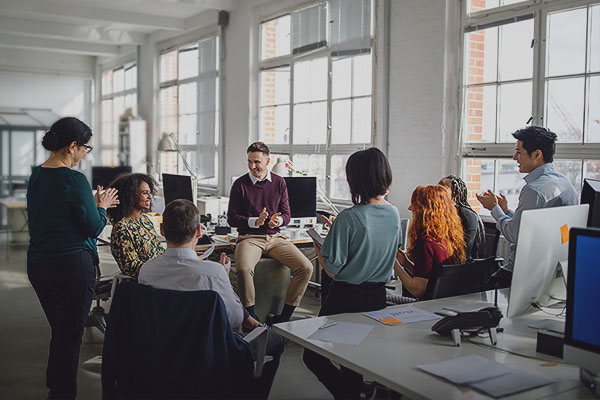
[101,282,254,399]
[477,221,500,259]
[423,256,497,300]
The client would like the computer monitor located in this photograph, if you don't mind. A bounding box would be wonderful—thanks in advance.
[564,227,600,389]
[162,174,193,207]
[92,166,132,188]
[284,177,317,225]
[507,204,589,318]
[581,178,600,228]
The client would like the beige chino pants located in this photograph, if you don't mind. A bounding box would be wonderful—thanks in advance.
[234,234,313,307]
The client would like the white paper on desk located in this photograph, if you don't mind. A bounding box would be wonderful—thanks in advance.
[363,306,441,325]
[470,369,555,398]
[308,321,373,345]
[417,355,513,385]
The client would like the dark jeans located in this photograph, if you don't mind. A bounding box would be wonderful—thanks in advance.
[241,329,285,399]
[303,279,387,399]
[28,251,96,400]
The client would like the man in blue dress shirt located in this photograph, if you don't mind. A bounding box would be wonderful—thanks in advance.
[476,126,578,277]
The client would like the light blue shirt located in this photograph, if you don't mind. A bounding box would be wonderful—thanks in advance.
[490,163,578,270]
[138,248,244,328]
[322,204,401,284]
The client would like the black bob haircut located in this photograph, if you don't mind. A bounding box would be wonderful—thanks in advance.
[107,173,158,224]
[512,126,557,163]
[41,117,92,152]
[345,147,392,205]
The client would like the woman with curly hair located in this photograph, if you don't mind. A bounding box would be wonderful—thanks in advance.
[395,185,466,298]
[108,173,164,280]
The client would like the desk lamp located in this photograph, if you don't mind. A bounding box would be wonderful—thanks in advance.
[157,132,197,201]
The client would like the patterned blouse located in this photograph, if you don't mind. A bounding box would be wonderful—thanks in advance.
[110,214,165,281]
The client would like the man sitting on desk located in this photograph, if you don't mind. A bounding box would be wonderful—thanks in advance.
[228,142,313,324]
[476,126,578,281]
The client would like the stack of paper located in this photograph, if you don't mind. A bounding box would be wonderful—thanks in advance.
[363,306,441,326]
[417,355,555,398]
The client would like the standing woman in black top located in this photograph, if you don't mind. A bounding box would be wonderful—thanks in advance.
[439,175,485,260]
[27,117,118,399]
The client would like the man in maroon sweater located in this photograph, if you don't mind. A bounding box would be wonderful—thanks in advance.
[228,142,313,323]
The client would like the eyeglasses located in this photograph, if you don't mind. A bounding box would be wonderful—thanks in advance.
[81,144,93,154]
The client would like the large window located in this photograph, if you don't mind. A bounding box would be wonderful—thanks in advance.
[100,62,137,166]
[159,37,219,187]
[461,0,600,213]
[258,0,374,201]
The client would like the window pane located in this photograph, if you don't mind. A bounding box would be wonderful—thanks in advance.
[466,26,498,85]
[332,57,351,99]
[464,85,496,143]
[353,54,372,96]
[125,65,137,90]
[467,0,525,14]
[293,102,327,144]
[113,68,125,93]
[178,114,197,145]
[160,50,178,82]
[588,76,600,142]
[590,5,600,73]
[260,105,290,144]
[198,152,218,186]
[102,70,113,95]
[160,86,178,134]
[546,77,584,143]
[498,81,532,142]
[101,150,116,167]
[554,160,583,196]
[178,151,196,176]
[260,67,290,106]
[113,96,125,123]
[331,99,351,144]
[463,158,495,215]
[36,130,47,165]
[124,93,137,115]
[584,160,600,181]
[294,57,327,103]
[1,131,7,175]
[11,132,34,176]
[292,154,326,192]
[498,20,533,81]
[547,8,587,77]
[497,160,525,214]
[179,47,199,80]
[160,151,178,174]
[261,15,291,61]
[352,97,371,143]
[178,82,197,115]
[331,154,351,200]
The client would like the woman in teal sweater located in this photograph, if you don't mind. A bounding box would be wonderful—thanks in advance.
[27,117,118,399]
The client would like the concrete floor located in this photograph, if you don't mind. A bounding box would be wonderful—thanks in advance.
[0,241,333,399]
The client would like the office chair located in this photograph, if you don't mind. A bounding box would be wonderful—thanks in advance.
[422,256,497,300]
[102,282,269,399]
[84,261,113,334]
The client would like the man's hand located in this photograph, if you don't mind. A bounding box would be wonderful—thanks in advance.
[268,212,282,228]
[476,190,499,211]
[496,193,510,214]
[256,207,268,227]
[219,252,231,275]
[242,315,260,331]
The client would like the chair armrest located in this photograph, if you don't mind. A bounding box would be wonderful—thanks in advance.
[242,326,269,378]
[110,274,132,299]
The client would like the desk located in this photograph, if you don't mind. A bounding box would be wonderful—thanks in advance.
[274,290,585,400]
[0,196,27,259]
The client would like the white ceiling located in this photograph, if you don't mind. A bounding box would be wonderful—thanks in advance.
[0,0,238,57]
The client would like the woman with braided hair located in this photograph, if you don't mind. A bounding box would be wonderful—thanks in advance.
[439,174,485,260]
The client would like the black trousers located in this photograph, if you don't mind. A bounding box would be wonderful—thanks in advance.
[27,251,96,400]
[303,278,387,399]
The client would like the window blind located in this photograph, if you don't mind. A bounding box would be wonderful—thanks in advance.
[329,0,372,57]
[292,2,327,55]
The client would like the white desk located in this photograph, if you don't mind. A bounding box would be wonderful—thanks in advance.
[274,290,586,400]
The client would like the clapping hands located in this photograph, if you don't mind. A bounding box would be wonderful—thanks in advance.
[95,186,119,210]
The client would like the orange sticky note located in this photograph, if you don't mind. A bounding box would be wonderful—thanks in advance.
[560,224,569,244]
[380,318,403,325]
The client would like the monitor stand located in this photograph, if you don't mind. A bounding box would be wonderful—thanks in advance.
[580,368,600,397]
[538,260,568,307]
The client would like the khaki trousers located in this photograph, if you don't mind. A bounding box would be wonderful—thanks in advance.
[234,234,313,307]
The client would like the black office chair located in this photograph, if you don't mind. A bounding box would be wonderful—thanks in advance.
[422,256,498,300]
[102,282,270,399]
[84,261,113,334]
[478,221,500,259]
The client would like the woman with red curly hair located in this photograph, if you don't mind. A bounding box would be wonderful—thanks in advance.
[395,185,466,298]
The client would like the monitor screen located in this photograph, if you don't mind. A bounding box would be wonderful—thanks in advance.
[92,166,132,188]
[507,204,589,318]
[581,178,600,228]
[162,174,193,207]
[284,177,317,218]
[564,227,600,374]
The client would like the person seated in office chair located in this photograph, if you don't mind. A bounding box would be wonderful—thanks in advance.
[476,126,578,285]
[439,174,485,260]
[395,185,466,298]
[138,199,284,397]
[227,141,313,324]
[303,147,402,399]
[108,173,164,281]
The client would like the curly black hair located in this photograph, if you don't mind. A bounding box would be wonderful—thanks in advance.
[106,173,158,224]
